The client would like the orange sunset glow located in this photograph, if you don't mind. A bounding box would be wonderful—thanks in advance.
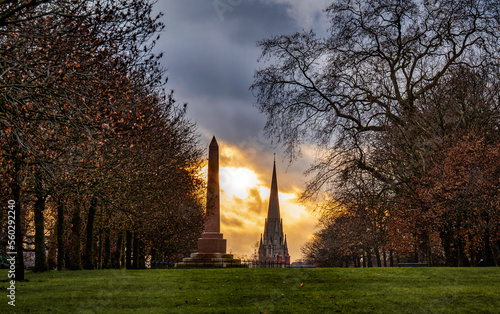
[206,140,318,262]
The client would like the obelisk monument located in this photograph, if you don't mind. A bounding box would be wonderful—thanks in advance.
[176,136,244,267]
[197,136,226,253]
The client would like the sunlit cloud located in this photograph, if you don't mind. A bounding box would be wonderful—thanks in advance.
[220,167,260,199]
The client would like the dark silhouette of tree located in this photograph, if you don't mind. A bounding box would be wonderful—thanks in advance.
[253,0,500,266]
[1,0,205,274]
[0,0,52,27]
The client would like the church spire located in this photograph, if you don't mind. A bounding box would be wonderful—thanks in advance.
[267,158,280,221]
[258,157,290,263]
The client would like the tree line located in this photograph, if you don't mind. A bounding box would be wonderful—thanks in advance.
[0,0,205,280]
[252,0,500,267]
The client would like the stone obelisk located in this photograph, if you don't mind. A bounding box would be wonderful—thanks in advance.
[197,136,226,253]
[176,136,244,267]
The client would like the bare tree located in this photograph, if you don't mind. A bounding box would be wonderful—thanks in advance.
[252,0,500,264]
[252,0,500,186]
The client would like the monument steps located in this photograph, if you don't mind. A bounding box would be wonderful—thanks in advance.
[176,253,246,268]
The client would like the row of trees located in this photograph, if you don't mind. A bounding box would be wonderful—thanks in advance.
[252,0,500,267]
[0,1,205,279]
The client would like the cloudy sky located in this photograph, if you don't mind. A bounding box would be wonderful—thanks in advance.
[153,0,332,261]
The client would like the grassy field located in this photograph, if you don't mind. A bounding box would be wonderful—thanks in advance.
[1,267,499,313]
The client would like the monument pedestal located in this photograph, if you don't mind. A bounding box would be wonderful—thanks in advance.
[176,232,245,268]
[197,232,226,253]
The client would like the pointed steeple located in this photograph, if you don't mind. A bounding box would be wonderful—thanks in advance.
[258,157,290,263]
[267,158,280,221]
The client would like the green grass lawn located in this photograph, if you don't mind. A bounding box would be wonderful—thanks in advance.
[1,267,499,313]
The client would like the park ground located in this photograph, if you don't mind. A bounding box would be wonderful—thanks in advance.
[1,267,499,313]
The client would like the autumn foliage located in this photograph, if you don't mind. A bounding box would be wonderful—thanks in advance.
[0,0,205,276]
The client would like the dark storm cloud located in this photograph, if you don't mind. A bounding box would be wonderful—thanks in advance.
[215,1,300,43]
[153,1,305,143]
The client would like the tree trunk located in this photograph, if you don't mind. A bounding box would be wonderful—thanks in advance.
[126,230,132,269]
[133,234,139,269]
[114,232,124,268]
[383,250,387,267]
[65,241,72,269]
[83,197,97,270]
[426,230,433,266]
[138,240,145,269]
[375,247,382,267]
[57,202,65,270]
[414,234,419,263]
[70,202,82,270]
[367,250,373,267]
[494,240,500,267]
[12,162,25,281]
[34,169,47,272]
[417,232,425,263]
[47,225,58,270]
[457,237,470,267]
[440,230,453,266]
[97,227,103,270]
[484,229,496,266]
[104,230,111,269]
[389,250,394,267]
[97,210,104,269]
[119,232,125,268]
[34,197,47,271]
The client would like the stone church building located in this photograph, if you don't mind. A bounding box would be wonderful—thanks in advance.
[258,160,290,264]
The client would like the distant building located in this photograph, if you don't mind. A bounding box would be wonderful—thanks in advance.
[258,160,290,264]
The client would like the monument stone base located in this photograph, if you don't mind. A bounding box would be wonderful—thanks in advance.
[175,253,247,268]
[197,232,226,253]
